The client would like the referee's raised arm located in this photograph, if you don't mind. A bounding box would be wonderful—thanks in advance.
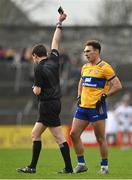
[51,10,67,50]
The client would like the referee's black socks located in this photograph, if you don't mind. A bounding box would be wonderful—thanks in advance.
[29,140,42,169]
[59,141,73,172]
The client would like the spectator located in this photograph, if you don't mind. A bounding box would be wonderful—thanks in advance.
[115,93,132,150]
[106,106,118,145]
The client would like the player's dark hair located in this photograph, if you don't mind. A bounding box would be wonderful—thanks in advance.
[32,44,47,57]
[86,40,101,53]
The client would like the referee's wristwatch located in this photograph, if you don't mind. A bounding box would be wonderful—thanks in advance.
[56,22,62,29]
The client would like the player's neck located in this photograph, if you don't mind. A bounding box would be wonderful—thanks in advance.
[91,58,101,65]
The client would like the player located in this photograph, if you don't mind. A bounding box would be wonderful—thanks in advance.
[70,40,122,174]
[16,9,73,174]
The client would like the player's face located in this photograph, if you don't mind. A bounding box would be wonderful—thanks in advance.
[84,46,98,63]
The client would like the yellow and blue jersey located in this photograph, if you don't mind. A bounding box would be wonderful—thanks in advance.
[80,60,116,108]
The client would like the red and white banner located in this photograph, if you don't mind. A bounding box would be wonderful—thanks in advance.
[66,126,132,147]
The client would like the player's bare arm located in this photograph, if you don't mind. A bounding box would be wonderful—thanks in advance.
[76,78,83,105]
[51,12,67,50]
[78,78,83,96]
[106,76,122,97]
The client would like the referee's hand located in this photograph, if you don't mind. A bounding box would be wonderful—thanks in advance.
[33,86,41,96]
[58,13,67,22]
[96,94,107,111]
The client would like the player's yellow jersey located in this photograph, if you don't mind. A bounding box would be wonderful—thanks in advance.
[80,60,116,108]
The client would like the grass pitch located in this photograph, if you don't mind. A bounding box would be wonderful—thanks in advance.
[0,147,132,179]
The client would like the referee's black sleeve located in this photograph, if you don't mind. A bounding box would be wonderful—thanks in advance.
[50,49,59,60]
[34,66,43,87]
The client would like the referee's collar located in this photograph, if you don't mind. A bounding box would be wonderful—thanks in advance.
[39,58,48,63]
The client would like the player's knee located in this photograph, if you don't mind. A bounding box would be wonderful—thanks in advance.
[96,136,106,144]
[70,130,78,141]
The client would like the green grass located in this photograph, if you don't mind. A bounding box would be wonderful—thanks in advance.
[0,147,132,179]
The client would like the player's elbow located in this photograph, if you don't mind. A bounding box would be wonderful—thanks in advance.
[118,81,122,90]
[118,84,122,91]
[116,82,122,92]
[112,77,122,93]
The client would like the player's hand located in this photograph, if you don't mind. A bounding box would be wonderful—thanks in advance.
[58,13,67,22]
[77,95,81,106]
[96,93,107,111]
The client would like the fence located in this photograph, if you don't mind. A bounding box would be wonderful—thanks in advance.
[0,61,77,125]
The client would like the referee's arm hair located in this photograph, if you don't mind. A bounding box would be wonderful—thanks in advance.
[51,13,67,50]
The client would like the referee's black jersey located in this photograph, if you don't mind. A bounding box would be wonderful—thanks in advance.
[34,49,61,101]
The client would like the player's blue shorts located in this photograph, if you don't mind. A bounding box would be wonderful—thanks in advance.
[74,101,107,122]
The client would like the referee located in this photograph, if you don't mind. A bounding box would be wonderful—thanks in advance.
[17,11,73,174]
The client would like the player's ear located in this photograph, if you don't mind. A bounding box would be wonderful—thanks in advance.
[95,49,99,54]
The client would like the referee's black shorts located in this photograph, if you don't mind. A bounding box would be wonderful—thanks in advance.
[37,99,61,127]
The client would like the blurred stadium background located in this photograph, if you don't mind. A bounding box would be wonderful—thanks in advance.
[0,0,132,149]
